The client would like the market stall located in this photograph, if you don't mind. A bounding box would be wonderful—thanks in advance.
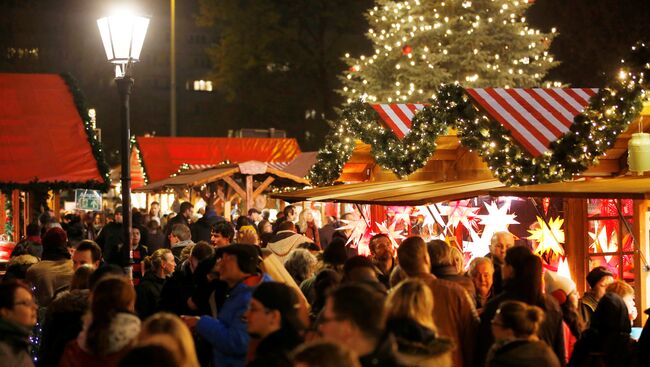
[134,155,315,218]
[0,73,110,259]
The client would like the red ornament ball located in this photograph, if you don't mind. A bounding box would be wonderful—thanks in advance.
[402,45,412,55]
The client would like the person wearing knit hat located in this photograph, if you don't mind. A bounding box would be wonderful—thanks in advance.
[25,227,74,307]
[246,282,305,367]
[544,271,584,363]
[579,266,614,328]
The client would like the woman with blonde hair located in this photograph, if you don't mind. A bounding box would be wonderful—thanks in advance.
[139,313,199,367]
[384,278,453,366]
[136,249,175,319]
[297,209,320,248]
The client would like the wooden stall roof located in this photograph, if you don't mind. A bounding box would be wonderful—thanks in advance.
[131,136,302,187]
[488,176,650,199]
[134,161,311,193]
[272,179,504,206]
[0,73,108,190]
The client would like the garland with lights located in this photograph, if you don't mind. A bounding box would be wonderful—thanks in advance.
[310,42,648,186]
[60,73,111,191]
[3,192,13,241]
[130,136,150,185]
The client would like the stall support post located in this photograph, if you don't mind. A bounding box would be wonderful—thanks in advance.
[564,198,588,294]
[633,199,649,326]
[117,76,134,271]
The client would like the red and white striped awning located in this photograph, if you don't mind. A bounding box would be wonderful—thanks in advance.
[369,88,598,157]
[370,103,426,139]
[465,88,598,157]
[185,162,290,171]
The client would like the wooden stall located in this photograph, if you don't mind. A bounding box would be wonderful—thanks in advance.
[0,73,109,250]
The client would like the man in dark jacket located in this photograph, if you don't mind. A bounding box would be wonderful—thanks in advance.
[246,282,304,367]
[164,201,193,248]
[191,206,224,243]
[485,231,515,296]
[96,206,123,255]
[158,242,214,315]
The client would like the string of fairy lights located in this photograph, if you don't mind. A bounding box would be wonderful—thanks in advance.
[310,42,649,187]
[340,0,560,104]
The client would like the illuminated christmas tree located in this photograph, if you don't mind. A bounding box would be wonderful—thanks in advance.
[340,0,558,103]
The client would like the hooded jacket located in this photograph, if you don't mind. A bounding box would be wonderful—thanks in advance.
[266,231,312,262]
[385,317,454,367]
[196,273,273,367]
[58,312,140,367]
[569,293,638,367]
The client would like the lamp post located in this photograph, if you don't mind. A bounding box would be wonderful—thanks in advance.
[97,12,149,273]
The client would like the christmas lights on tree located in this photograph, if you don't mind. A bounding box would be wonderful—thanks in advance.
[309,42,648,186]
[340,0,559,103]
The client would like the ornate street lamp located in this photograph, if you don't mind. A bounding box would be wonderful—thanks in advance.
[97,11,149,272]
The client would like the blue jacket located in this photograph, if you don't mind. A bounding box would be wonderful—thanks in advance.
[195,273,273,367]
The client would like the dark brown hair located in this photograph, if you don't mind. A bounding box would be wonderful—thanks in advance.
[86,276,136,356]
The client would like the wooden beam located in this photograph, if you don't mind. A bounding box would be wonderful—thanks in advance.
[253,177,275,199]
[633,199,649,327]
[245,175,254,212]
[223,176,246,199]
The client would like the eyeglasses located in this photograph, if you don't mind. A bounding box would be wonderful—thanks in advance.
[14,300,37,308]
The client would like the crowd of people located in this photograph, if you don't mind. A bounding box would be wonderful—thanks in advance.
[1,203,648,367]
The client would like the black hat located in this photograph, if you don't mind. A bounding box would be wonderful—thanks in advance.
[216,244,261,274]
[253,282,299,314]
[586,266,614,289]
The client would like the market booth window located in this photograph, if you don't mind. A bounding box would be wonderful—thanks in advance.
[586,199,635,283]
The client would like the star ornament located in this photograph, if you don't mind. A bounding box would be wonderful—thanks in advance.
[336,217,369,248]
[444,201,480,232]
[416,205,446,229]
[528,216,565,256]
[588,222,618,263]
[375,220,406,249]
[476,201,519,234]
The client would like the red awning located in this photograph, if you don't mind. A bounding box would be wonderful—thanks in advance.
[370,88,598,157]
[132,136,301,187]
[0,73,105,189]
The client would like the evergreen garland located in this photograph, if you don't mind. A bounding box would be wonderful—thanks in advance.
[310,42,648,186]
[3,191,13,241]
[130,136,149,185]
[60,73,111,191]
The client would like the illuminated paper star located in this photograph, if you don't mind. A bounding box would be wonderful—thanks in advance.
[589,222,617,263]
[476,201,519,235]
[463,226,492,261]
[416,205,447,229]
[392,207,413,227]
[336,216,369,248]
[444,201,480,232]
[375,220,406,249]
[528,216,565,256]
